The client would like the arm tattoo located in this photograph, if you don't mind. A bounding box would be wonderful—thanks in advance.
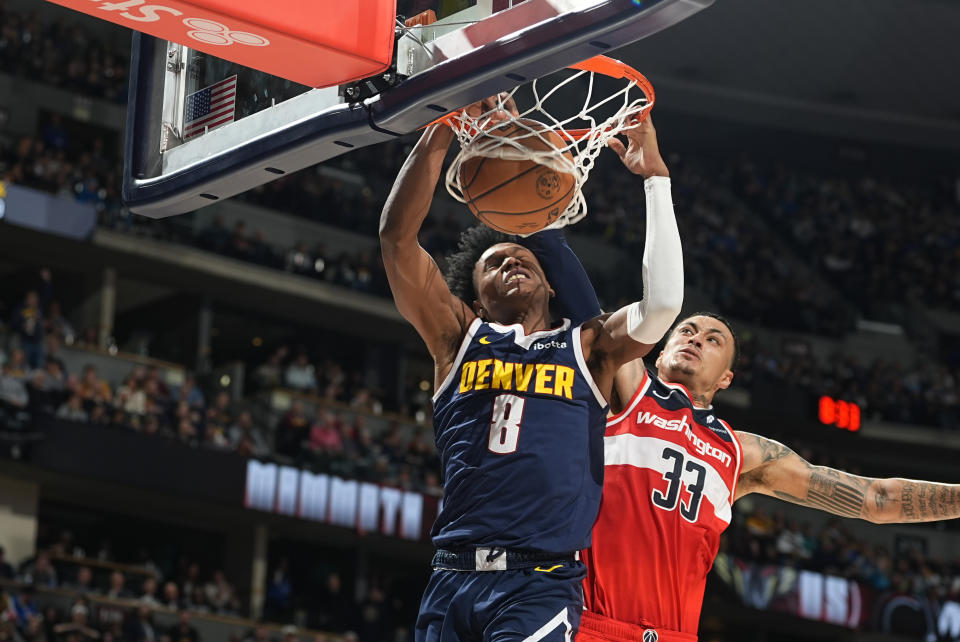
[899,481,960,522]
[774,467,868,519]
[757,438,795,464]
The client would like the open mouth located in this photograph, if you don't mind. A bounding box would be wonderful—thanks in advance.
[503,268,531,290]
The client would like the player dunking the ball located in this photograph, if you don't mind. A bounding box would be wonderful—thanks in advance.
[520,124,960,642]
[379,98,684,641]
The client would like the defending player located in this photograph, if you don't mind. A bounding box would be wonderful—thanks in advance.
[576,313,960,642]
[379,102,683,641]
[518,132,960,640]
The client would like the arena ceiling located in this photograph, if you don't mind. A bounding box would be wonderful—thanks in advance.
[617,0,960,149]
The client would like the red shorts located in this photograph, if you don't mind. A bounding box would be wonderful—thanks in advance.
[576,611,698,642]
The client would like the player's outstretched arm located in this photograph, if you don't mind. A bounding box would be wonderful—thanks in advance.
[735,431,960,524]
[519,230,602,326]
[380,124,473,362]
[581,117,683,397]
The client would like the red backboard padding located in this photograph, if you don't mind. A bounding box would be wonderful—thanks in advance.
[46,0,398,88]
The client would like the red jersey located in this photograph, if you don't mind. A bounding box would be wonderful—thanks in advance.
[581,370,743,636]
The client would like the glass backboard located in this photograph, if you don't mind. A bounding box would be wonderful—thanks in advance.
[123,0,714,218]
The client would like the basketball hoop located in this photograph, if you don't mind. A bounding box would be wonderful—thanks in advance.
[442,55,654,232]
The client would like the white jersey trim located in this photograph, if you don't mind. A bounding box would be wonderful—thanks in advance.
[604,433,734,524]
[571,324,607,408]
[606,370,652,426]
[487,318,572,350]
[433,317,482,403]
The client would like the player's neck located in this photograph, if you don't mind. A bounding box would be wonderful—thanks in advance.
[689,390,712,409]
[488,305,553,334]
[657,370,714,408]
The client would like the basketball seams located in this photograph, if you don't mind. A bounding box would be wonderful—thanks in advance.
[476,180,576,218]
[460,154,488,192]
[462,162,548,203]
[457,118,576,235]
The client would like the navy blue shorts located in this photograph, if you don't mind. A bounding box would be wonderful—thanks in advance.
[416,559,586,642]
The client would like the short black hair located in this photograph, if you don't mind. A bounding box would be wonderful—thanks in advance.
[670,311,740,371]
[444,225,516,304]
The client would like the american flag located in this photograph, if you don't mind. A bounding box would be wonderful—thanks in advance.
[183,75,237,139]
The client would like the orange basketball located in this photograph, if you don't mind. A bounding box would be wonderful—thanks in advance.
[458,119,576,235]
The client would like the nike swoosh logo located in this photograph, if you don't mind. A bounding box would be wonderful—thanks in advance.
[479,336,491,345]
[534,564,563,573]
[652,390,673,400]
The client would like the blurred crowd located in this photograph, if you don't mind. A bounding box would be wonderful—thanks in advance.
[0,128,121,217]
[730,160,960,311]
[0,2,128,103]
[734,338,960,430]
[724,502,960,601]
[0,525,416,642]
[0,274,443,492]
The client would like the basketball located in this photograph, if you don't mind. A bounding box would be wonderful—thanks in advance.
[457,119,576,235]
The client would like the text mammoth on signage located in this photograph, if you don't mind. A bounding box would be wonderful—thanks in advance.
[244,461,431,541]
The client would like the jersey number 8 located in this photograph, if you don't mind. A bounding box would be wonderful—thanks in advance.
[488,394,525,454]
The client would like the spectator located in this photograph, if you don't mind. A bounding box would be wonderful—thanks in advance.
[160,582,181,610]
[307,411,342,464]
[140,577,159,606]
[5,349,29,382]
[284,354,317,392]
[105,571,131,599]
[12,586,39,624]
[77,365,111,406]
[56,394,89,422]
[0,362,29,411]
[168,611,199,642]
[87,404,109,427]
[187,587,210,614]
[114,374,146,416]
[228,411,269,458]
[263,560,292,622]
[143,367,171,405]
[10,287,47,369]
[178,564,201,602]
[314,573,350,634]
[203,571,234,614]
[275,402,308,458]
[173,375,205,410]
[65,566,97,594]
[53,601,100,641]
[352,587,390,642]
[204,392,233,448]
[124,604,158,642]
[20,552,57,588]
[45,301,75,345]
[284,242,314,276]
[251,347,288,392]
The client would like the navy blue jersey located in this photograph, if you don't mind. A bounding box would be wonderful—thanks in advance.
[431,317,608,553]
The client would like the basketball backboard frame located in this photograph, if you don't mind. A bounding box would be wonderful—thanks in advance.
[123,0,713,218]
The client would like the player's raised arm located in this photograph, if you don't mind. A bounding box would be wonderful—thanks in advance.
[581,118,684,396]
[735,431,960,524]
[379,123,474,363]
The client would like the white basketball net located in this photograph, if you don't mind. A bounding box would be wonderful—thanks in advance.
[444,60,653,231]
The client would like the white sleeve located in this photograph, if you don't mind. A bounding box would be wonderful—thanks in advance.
[625,176,684,344]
